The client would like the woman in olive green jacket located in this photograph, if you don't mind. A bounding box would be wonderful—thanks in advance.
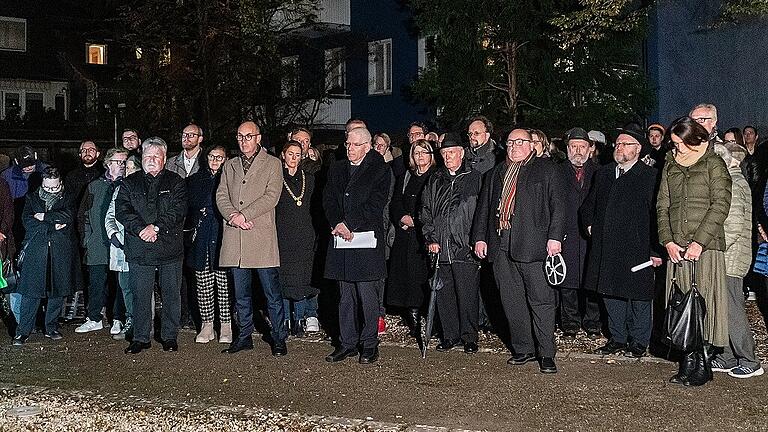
[657,116,732,387]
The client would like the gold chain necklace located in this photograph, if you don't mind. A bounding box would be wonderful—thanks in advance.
[282,170,306,206]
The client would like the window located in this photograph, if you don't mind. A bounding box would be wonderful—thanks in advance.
[3,92,20,120]
[25,92,43,119]
[281,55,299,98]
[55,94,65,119]
[159,45,171,66]
[86,44,107,65]
[0,17,26,51]
[325,48,346,95]
[368,39,392,95]
[135,47,143,60]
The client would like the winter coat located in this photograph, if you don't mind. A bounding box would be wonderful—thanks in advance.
[276,167,318,300]
[581,162,659,300]
[17,189,79,298]
[657,147,732,252]
[104,187,128,272]
[421,164,482,264]
[116,169,187,266]
[0,177,15,261]
[65,164,105,214]
[166,151,203,179]
[216,149,283,269]
[79,176,116,266]
[323,151,391,281]
[471,157,566,263]
[387,167,434,308]
[2,162,47,200]
[185,168,225,271]
[557,159,598,289]
[724,167,752,278]
[465,139,501,175]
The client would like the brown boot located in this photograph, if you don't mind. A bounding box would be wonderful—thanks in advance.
[219,322,232,344]
[195,322,215,343]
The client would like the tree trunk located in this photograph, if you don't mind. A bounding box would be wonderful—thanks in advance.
[504,41,519,124]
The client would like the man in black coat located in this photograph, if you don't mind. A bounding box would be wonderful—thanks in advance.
[323,127,391,364]
[66,139,105,208]
[421,133,483,354]
[117,137,187,354]
[472,128,566,373]
[557,128,602,339]
[581,127,661,358]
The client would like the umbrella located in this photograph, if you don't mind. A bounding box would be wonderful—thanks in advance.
[422,253,442,358]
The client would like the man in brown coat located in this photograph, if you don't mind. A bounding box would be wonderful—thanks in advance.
[216,121,287,356]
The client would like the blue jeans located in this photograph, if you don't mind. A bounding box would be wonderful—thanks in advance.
[232,267,286,344]
[10,292,21,322]
[282,295,318,322]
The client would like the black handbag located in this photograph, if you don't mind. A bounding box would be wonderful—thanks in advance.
[664,262,707,352]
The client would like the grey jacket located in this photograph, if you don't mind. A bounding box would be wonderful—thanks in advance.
[166,151,202,179]
[724,166,752,278]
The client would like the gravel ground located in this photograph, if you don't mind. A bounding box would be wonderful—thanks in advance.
[1,301,767,431]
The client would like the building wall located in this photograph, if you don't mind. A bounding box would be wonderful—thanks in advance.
[649,0,768,132]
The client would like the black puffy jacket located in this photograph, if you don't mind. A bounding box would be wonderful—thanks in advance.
[420,164,482,264]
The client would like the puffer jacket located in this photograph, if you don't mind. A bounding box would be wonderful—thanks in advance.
[657,147,732,252]
[420,164,482,264]
[724,167,752,278]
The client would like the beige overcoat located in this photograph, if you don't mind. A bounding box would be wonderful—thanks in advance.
[216,150,282,268]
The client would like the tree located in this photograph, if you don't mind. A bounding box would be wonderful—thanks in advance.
[118,0,325,147]
[409,0,653,134]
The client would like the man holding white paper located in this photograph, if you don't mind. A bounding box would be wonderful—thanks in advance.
[581,124,661,358]
[323,127,391,364]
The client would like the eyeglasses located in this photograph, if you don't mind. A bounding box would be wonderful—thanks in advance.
[692,117,712,124]
[207,155,225,162]
[122,136,138,142]
[181,132,202,139]
[236,133,259,142]
[345,141,367,148]
[615,142,640,147]
[413,150,432,156]
[42,183,62,192]
[80,148,97,154]
[408,131,425,138]
[468,131,486,137]
[506,138,532,147]
[108,159,127,166]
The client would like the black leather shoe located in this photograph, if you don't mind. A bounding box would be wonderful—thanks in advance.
[325,347,358,362]
[359,347,379,364]
[162,339,178,352]
[562,329,578,339]
[586,330,602,340]
[222,339,254,354]
[463,341,479,354]
[507,352,536,365]
[124,341,151,354]
[435,339,461,352]
[271,342,288,357]
[624,343,646,358]
[594,340,628,355]
[539,357,558,374]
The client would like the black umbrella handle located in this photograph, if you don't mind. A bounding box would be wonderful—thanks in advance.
[430,252,439,270]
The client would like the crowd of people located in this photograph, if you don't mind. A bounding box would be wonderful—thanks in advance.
[1,102,766,387]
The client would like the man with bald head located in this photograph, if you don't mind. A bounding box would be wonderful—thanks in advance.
[167,123,204,178]
[323,126,391,364]
[217,121,287,356]
[472,128,565,373]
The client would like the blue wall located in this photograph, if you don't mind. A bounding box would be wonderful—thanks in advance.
[649,0,768,133]
[348,0,431,140]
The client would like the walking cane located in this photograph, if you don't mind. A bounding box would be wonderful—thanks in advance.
[422,252,441,358]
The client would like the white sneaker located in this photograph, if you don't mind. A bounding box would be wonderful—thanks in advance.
[305,316,320,332]
[728,365,765,379]
[110,320,123,335]
[75,319,104,333]
[747,291,757,301]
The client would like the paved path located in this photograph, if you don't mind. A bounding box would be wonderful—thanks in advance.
[1,325,767,431]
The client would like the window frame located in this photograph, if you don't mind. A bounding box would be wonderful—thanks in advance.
[0,16,27,52]
[325,47,347,96]
[368,39,392,96]
[86,43,108,65]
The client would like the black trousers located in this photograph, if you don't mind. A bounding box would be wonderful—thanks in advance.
[130,261,182,344]
[603,296,651,347]
[558,286,602,333]
[436,262,479,343]
[494,254,557,357]
[338,280,379,350]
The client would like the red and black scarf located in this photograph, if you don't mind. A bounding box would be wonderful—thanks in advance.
[497,152,535,231]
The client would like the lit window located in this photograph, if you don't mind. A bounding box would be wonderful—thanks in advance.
[86,44,107,65]
[159,46,171,66]
[368,39,392,95]
[0,17,26,51]
[325,48,346,95]
[135,47,143,60]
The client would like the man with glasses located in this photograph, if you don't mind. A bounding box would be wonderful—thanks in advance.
[167,124,204,179]
[217,121,288,356]
[121,129,141,157]
[76,148,129,335]
[466,115,500,175]
[689,103,721,145]
[583,126,660,358]
[472,128,565,373]
[67,140,105,207]
[323,127,391,364]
